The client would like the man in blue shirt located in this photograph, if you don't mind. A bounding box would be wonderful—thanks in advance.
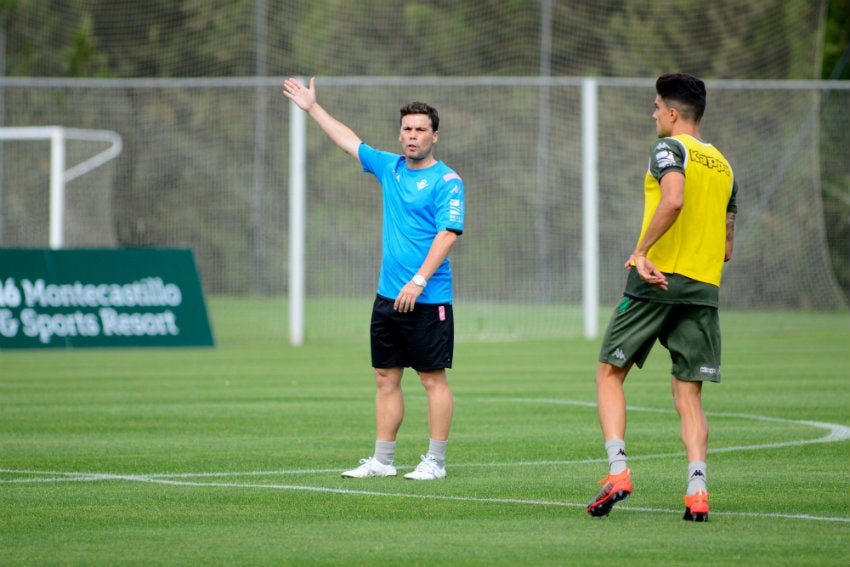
[284,77,465,480]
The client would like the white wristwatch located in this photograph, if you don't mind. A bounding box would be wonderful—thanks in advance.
[412,274,427,288]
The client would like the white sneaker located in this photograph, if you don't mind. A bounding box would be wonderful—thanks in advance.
[340,457,397,478]
[403,454,446,480]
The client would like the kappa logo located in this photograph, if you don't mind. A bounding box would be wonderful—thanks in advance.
[655,148,676,169]
[417,179,429,191]
[612,348,626,361]
[690,470,706,479]
[690,149,731,177]
[616,448,627,457]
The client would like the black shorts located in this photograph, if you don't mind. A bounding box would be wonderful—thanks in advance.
[370,295,454,372]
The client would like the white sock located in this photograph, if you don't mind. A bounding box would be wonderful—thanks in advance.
[427,439,448,467]
[687,461,707,495]
[374,440,396,465]
[605,439,628,475]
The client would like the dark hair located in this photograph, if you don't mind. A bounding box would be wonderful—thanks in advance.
[656,73,706,123]
[400,101,439,132]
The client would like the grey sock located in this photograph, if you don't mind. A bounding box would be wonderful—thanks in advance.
[427,439,448,467]
[374,440,396,466]
[687,461,707,495]
[605,439,628,475]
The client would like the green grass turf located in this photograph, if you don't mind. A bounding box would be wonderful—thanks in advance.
[1,299,848,566]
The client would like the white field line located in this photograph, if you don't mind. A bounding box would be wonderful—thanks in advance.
[3,471,847,524]
[3,398,849,524]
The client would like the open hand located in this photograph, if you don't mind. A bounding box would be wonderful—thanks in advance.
[283,77,316,111]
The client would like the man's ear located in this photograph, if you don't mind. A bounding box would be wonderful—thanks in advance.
[669,106,679,123]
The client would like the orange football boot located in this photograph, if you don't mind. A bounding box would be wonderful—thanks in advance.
[683,489,710,522]
[587,469,632,517]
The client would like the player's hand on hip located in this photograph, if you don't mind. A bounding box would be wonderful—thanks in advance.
[632,254,669,291]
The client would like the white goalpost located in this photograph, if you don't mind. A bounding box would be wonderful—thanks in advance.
[0,126,123,249]
[287,104,306,347]
[581,77,599,340]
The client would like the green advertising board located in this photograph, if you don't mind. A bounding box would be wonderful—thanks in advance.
[0,248,214,348]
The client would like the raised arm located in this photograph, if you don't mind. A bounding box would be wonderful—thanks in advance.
[283,77,362,158]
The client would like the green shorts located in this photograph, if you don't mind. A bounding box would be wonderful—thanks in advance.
[598,296,722,382]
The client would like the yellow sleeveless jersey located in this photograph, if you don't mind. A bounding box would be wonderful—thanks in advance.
[639,134,737,287]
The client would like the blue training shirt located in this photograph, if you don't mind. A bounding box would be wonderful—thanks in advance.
[358,143,465,304]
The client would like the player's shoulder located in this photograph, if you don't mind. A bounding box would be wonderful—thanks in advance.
[649,137,685,172]
[651,136,687,154]
[361,144,404,172]
[361,143,399,159]
[434,161,464,184]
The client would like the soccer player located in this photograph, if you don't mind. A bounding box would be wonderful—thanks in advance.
[283,77,465,480]
[586,73,738,521]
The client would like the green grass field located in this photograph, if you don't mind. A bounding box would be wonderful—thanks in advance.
[2,299,849,566]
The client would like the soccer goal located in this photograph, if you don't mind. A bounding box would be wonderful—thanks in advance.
[0,126,122,249]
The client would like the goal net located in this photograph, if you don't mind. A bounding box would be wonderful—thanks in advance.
[0,0,846,343]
